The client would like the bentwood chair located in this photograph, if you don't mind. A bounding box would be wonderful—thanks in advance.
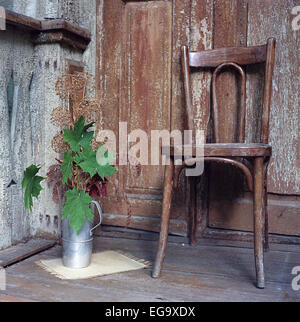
[152,38,276,288]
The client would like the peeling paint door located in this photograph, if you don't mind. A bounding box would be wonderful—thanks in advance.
[207,0,300,237]
[97,0,300,238]
[97,0,190,234]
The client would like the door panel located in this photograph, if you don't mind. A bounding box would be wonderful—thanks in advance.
[97,0,300,238]
[247,0,300,195]
[97,0,188,234]
[121,1,172,193]
[208,0,300,236]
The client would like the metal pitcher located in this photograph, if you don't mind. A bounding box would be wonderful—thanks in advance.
[62,200,103,269]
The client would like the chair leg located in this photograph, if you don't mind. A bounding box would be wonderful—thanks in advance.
[188,176,197,246]
[253,157,265,289]
[152,160,175,278]
[263,159,270,252]
[263,185,269,252]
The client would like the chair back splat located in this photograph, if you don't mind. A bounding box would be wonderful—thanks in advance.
[181,38,276,144]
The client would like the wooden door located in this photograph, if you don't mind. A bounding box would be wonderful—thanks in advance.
[207,0,300,238]
[97,0,300,239]
[96,0,201,234]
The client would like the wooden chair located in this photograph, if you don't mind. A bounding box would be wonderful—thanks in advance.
[152,38,276,289]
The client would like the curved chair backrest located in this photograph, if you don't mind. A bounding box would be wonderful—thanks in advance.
[181,38,276,144]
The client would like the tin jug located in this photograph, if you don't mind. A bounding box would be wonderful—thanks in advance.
[62,200,103,269]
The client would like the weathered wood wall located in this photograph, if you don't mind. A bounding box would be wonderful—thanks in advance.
[248,0,299,195]
[208,0,300,236]
[97,0,300,239]
[97,0,196,233]
[0,0,298,250]
[0,0,97,250]
[0,26,34,249]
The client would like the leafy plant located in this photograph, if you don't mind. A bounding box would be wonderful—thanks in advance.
[22,165,45,212]
[62,187,93,234]
[22,73,118,234]
[22,116,117,233]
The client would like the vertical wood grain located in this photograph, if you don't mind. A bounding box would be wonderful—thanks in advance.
[208,0,248,232]
[97,0,123,208]
[190,0,213,236]
[170,0,191,223]
[247,0,299,194]
[123,1,172,192]
[97,0,299,238]
[209,0,299,236]
[213,0,248,142]
[97,0,186,233]
[190,0,213,137]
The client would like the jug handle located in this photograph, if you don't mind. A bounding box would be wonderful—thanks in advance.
[89,200,103,237]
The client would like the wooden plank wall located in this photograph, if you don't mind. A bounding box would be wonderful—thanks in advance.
[208,0,300,236]
[97,0,299,238]
[247,0,299,195]
[96,0,215,234]
[208,0,250,234]
[0,26,34,249]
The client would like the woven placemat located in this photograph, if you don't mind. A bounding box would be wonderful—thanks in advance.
[36,250,151,280]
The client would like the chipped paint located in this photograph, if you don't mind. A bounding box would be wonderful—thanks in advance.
[247,0,299,194]
[0,0,97,249]
[190,2,213,134]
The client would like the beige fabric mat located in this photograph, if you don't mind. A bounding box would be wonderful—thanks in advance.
[36,250,151,280]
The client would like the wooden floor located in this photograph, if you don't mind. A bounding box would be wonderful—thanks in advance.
[1,230,300,302]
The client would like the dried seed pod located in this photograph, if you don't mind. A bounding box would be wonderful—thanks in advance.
[74,98,99,123]
[51,132,69,153]
[52,73,102,151]
[50,106,72,128]
[71,73,87,91]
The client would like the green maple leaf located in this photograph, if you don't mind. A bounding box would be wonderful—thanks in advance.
[76,146,98,177]
[98,163,118,180]
[62,187,93,234]
[73,143,94,163]
[61,150,74,184]
[63,116,95,152]
[76,145,117,180]
[22,165,45,212]
[80,130,94,148]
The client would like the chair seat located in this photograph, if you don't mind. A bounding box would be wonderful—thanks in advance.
[167,143,272,158]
